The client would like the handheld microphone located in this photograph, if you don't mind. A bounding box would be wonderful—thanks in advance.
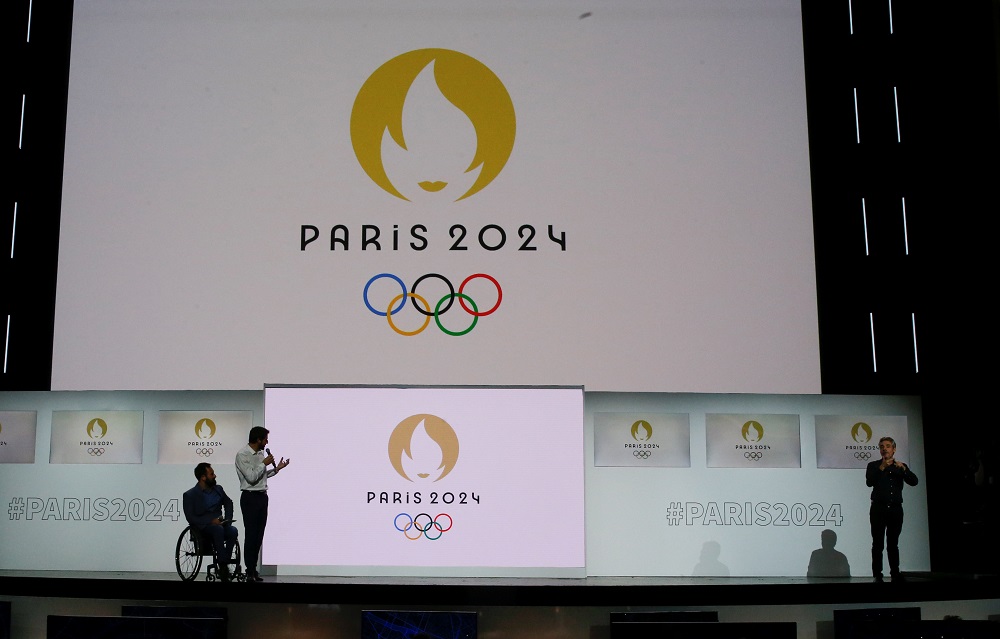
[265,447,276,468]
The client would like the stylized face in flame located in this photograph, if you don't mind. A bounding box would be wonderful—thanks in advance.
[381,62,480,201]
[741,420,764,442]
[851,422,872,443]
[195,418,217,439]
[631,420,652,441]
[351,48,516,202]
[86,418,108,439]
[388,414,459,482]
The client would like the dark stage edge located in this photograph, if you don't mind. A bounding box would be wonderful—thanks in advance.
[2,571,999,607]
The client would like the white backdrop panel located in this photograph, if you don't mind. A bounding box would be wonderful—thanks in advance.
[0,392,261,572]
[585,393,928,577]
[1,390,925,577]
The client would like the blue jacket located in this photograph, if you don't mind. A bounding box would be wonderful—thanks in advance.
[183,483,234,528]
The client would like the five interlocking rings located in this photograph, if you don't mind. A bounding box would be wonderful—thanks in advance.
[87,448,105,456]
[743,451,764,461]
[854,451,872,460]
[364,273,502,336]
[394,513,453,540]
[633,450,651,459]
[196,448,214,457]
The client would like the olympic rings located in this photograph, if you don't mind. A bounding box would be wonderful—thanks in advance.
[394,512,453,540]
[633,450,651,459]
[364,273,501,336]
[744,451,764,461]
[196,448,214,457]
[854,451,872,460]
[87,447,105,456]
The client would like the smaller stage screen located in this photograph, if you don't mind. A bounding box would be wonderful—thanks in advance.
[47,616,226,639]
[361,610,477,639]
[265,386,585,576]
[833,607,920,639]
[610,621,796,639]
[842,620,999,639]
[609,611,718,624]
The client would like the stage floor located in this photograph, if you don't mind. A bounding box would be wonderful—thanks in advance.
[3,570,999,607]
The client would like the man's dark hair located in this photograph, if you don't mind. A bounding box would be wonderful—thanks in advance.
[248,426,270,444]
[194,462,212,480]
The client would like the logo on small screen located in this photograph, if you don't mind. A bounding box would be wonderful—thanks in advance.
[630,420,652,441]
[195,418,217,439]
[86,418,108,439]
[851,421,872,443]
[388,414,459,482]
[741,420,764,442]
[351,48,516,202]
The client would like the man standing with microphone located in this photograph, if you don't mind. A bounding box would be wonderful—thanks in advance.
[235,426,290,582]
[866,436,918,583]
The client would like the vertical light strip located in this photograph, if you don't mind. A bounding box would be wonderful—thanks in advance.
[27,0,34,42]
[901,197,909,255]
[862,198,870,255]
[3,315,10,374]
[888,0,895,34]
[893,86,901,142]
[870,313,878,373]
[911,313,919,373]
[849,0,855,34]
[19,95,26,149]
[10,202,17,259]
[853,88,861,143]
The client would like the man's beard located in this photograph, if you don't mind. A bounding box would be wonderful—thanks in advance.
[206,478,217,488]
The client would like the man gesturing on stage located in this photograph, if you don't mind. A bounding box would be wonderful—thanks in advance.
[865,436,918,583]
[235,426,290,582]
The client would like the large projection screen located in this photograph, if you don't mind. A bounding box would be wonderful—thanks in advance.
[262,385,586,576]
[52,0,819,394]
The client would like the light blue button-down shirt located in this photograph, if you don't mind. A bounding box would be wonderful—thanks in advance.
[235,443,276,492]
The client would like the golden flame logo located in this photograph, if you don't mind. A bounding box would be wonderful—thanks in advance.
[741,420,764,442]
[630,420,652,441]
[851,421,872,443]
[388,414,459,482]
[195,418,217,439]
[351,48,515,202]
[86,418,108,439]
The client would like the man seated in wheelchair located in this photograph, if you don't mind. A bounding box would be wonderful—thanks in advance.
[183,462,239,581]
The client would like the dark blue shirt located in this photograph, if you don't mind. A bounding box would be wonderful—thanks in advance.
[866,459,918,505]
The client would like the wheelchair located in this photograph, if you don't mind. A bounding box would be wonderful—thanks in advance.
[175,524,245,582]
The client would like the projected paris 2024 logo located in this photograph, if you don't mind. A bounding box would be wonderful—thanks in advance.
[350,48,516,203]
[377,414,472,541]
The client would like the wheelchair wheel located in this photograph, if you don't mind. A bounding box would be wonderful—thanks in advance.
[175,525,203,581]
[232,539,243,578]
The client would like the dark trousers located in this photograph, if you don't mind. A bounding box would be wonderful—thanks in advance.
[202,523,238,569]
[241,491,268,573]
[870,502,904,577]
